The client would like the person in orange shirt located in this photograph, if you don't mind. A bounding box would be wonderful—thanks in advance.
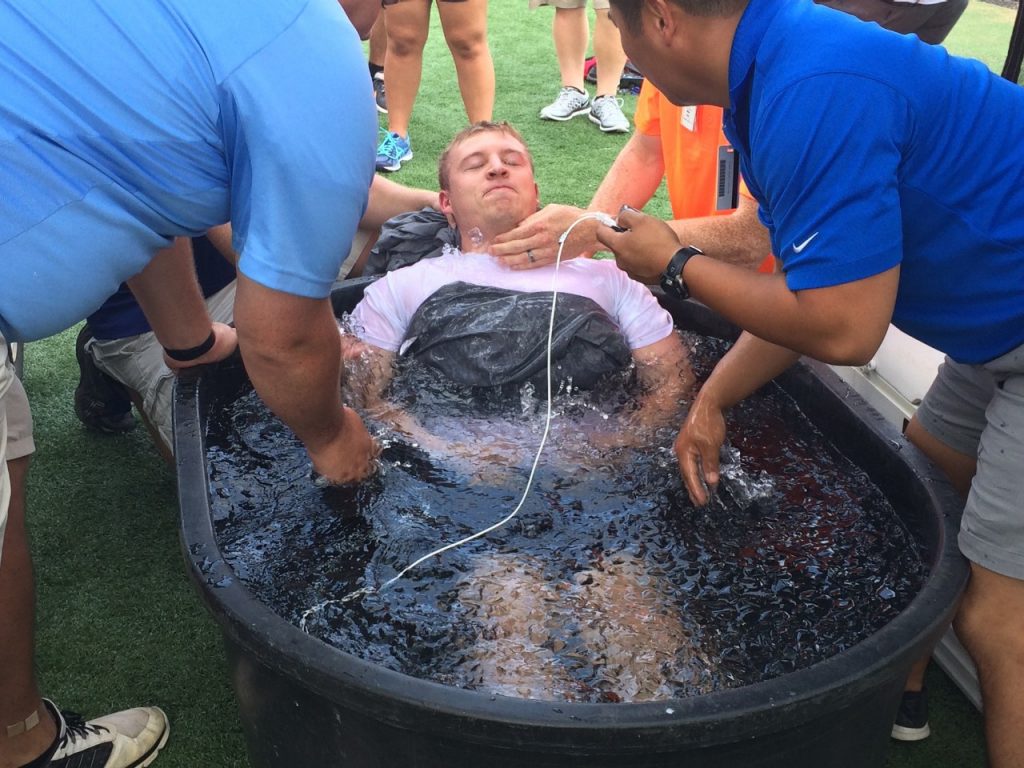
[490,79,772,271]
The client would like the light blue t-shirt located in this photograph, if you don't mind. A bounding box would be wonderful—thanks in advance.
[724,0,1024,364]
[0,0,376,342]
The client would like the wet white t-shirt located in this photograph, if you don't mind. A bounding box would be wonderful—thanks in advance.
[350,248,674,353]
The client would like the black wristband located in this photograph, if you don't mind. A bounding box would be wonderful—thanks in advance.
[164,329,216,362]
[659,246,703,300]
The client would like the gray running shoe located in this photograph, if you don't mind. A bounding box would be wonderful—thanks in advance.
[589,95,630,133]
[539,86,591,121]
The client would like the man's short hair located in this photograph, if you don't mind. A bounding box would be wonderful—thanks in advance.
[437,121,535,191]
[610,0,748,34]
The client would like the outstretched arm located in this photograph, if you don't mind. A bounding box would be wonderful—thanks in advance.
[234,273,376,483]
[362,175,440,230]
[662,194,771,269]
[628,332,695,434]
[570,331,694,458]
[598,208,898,365]
[339,338,455,455]
[490,131,667,270]
[676,333,799,505]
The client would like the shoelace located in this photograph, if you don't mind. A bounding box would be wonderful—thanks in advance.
[59,711,105,745]
[592,96,624,118]
[556,87,585,107]
[378,132,404,160]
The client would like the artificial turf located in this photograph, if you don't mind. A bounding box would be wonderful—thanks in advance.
[20,1,1011,764]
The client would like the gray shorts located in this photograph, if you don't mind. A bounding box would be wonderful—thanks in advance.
[0,334,36,565]
[916,341,1024,579]
[530,0,610,11]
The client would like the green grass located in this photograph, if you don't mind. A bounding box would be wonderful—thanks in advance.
[21,1,1015,765]
[945,0,1019,73]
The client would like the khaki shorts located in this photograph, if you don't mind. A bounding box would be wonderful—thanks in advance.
[0,335,36,566]
[530,0,610,11]
[916,341,1024,579]
[88,282,236,453]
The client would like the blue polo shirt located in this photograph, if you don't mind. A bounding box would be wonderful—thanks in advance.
[723,0,1024,364]
[0,0,376,343]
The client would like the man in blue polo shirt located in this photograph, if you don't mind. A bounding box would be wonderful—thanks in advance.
[0,1,382,766]
[597,0,1024,763]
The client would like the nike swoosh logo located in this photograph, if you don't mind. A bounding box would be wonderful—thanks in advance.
[792,232,819,253]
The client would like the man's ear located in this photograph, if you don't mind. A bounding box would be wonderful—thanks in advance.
[439,189,453,216]
[644,0,678,40]
[438,189,457,227]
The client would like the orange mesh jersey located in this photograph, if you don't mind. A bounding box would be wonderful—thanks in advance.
[634,81,774,272]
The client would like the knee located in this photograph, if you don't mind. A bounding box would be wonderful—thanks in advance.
[446,31,488,62]
[955,580,1024,668]
[387,31,426,58]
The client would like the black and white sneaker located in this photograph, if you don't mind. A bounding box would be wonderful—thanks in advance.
[891,688,930,742]
[373,71,388,114]
[73,324,135,435]
[44,699,170,768]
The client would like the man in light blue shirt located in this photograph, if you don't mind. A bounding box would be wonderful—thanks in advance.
[0,1,381,765]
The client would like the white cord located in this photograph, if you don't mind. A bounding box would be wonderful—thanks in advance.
[300,212,613,628]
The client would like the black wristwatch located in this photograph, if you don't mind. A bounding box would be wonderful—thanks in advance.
[659,246,703,300]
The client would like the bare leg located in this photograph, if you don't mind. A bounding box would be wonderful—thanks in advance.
[382,0,431,137]
[905,414,977,500]
[551,7,588,92]
[592,9,626,98]
[572,551,706,701]
[0,456,58,768]
[955,564,1024,768]
[900,412,975,696]
[459,554,572,700]
[903,417,973,689]
[438,0,494,123]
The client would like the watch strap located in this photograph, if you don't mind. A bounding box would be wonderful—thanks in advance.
[660,246,703,299]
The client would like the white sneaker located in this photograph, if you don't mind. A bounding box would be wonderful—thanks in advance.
[589,95,630,133]
[540,86,591,121]
[45,699,170,768]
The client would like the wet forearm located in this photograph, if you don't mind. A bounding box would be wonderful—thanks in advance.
[234,275,348,455]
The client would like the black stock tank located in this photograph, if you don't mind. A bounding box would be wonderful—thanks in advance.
[174,278,967,768]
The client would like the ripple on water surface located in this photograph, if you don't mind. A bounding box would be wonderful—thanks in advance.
[207,333,926,704]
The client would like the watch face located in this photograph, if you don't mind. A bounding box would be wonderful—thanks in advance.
[660,246,699,300]
[660,273,687,300]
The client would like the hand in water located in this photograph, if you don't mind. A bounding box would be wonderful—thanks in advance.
[310,406,380,485]
[163,322,238,370]
[675,394,725,506]
[595,206,682,284]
